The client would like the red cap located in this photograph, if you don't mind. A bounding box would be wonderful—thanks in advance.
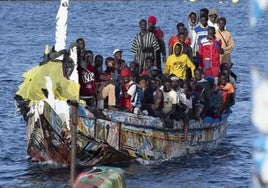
[148,16,156,25]
[120,68,130,77]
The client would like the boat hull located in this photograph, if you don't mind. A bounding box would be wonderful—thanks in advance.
[25,100,229,166]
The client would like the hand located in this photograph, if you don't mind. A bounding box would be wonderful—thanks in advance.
[162,56,167,63]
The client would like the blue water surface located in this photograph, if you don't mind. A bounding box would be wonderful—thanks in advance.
[0,0,267,187]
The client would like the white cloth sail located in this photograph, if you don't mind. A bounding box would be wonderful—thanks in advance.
[55,0,68,53]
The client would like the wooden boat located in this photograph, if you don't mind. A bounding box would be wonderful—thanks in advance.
[14,0,232,167]
[15,93,230,166]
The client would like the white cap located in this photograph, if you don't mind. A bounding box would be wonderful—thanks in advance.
[113,49,123,55]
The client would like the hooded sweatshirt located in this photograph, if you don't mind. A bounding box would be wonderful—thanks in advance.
[164,42,196,80]
[208,9,219,30]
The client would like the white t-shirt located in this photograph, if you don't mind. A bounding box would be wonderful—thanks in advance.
[161,89,178,114]
[127,81,137,101]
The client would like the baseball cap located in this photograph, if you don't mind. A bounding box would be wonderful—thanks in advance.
[113,49,123,56]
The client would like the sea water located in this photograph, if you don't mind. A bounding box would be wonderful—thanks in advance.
[0,0,266,187]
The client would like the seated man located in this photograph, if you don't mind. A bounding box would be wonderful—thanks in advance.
[142,79,164,116]
[217,72,235,114]
[95,57,117,110]
[119,67,138,113]
[206,76,223,118]
[192,68,210,106]
[160,77,178,118]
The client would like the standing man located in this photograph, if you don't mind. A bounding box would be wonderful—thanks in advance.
[131,19,160,74]
[215,17,235,66]
[187,11,199,42]
[199,26,222,78]
[164,42,196,80]
[191,14,209,67]
[168,22,191,56]
[76,38,86,60]
[208,8,219,30]
[77,50,96,107]
[147,15,167,71]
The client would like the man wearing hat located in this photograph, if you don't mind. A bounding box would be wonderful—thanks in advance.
[150,66,162,80]
[148,15,167,71]
[119,67,138,112]
[208,8,219,30]
[113,49,126,70]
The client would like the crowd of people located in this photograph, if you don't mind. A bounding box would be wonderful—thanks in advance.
[76,7,236,124]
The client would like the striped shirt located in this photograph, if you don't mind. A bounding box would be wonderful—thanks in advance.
[131,31,160,73]
[191,25,209,56]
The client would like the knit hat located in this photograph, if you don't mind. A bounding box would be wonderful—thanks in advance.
[148,16,157,25]
[208,8,218,16]
[120,68,130,77]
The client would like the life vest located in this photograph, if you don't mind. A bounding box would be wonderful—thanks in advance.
[120,82,142,112]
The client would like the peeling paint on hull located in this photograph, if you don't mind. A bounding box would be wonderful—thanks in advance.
[25,101,230,166]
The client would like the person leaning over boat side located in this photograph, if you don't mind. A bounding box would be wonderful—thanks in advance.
[215,17,235,66]
[198,26,222,79]
[96,57,117,110]
[142,78,164,117]
[147,15,167,71]
[164,42,196,80]
[119,67,138,113]
[208,8,219,31]
[77,50,97,107]
[131,19,160,74]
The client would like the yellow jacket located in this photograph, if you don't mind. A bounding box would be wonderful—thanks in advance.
[164,42,195,79]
